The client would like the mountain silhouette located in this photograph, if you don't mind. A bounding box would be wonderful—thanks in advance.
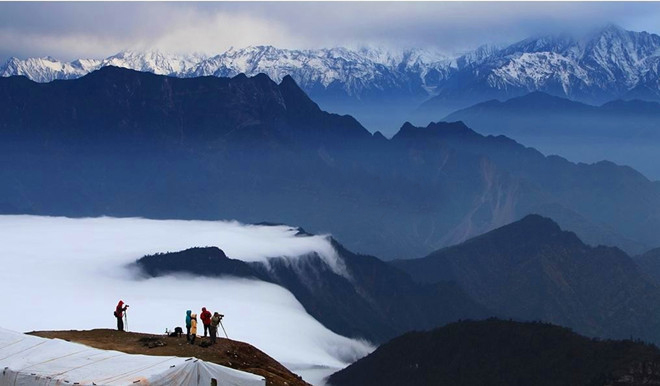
[135,240,488,343]
[328,318,660,386]
[443,92,660,178]
[395,215,660,343]
[2,68,660,260]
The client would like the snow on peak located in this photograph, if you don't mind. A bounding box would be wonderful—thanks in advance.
[185,45,452,96]
[2,25,659,103]
[460,25,660,100]
[101,50,207,75]
[0,56,102,82]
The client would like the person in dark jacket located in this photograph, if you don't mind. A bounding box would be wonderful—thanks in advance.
[115,300,128,331]
[200,307,212,337]
[210,312,222,345]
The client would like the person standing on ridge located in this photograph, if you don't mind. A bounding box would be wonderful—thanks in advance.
[190,313,198,345]
[185,310,192,342]
[114,300,128,331]
[210,312,222,345]
[200,307,212,337]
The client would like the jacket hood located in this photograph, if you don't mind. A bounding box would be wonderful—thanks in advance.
[202,307,207,312]
[186,310,191,316]
[118,301,124,307]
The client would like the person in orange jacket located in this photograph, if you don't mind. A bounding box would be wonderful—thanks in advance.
[190,313,198,345]
[200,307,212,337]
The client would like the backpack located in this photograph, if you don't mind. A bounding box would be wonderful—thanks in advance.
[113,310,118,317]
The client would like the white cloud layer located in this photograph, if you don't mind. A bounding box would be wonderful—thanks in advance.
[0,215,373,385]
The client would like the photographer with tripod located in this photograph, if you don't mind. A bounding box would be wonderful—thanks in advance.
[209,312,222,344]
[114,300,129,331]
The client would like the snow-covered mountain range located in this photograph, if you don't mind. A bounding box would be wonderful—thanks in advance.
[3,25,660,133]
[0,46,452,95]
[418,24,660,121]
[0,51,207,82]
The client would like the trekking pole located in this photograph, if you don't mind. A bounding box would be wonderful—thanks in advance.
[219,319,228,339]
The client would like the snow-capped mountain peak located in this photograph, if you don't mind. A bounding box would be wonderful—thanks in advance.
[447,25,660,102]
[101,50,207,75]
[0,50,209,82]
[0,56,102,82]
[3,25,660,131]
[184,45,449,97]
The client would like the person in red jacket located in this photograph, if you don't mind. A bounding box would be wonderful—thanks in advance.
[200,307,212,337]
[114,300,129,331]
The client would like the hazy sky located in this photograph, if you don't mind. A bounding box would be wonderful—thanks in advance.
[1,2,660,62]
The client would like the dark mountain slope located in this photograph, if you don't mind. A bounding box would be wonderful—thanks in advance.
[445,92,660,139]
[5,26,660,135]
[328,319,660,386]
[633,247,660,286]
[384,122,660,254]
[443,92,660,179]
[0,66,370,148]
[2,69,660,259]
[395,215,660,343]
[134,241,489,344]
[137,247,266,280]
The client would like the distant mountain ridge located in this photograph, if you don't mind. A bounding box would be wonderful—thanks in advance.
[0,46,450,131]
[633,247,660,286]
[0,51,207,82]
[416,24,660,121]
[395,215,660,343]
[137,216,660,350]
[0,65,370,147]
[0,47,451,92]
[443,91,660,179]
[2,67,660,260]
[5,25,660,133]
[135,241,488,343]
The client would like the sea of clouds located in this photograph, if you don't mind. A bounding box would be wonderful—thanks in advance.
[0,215,373,385]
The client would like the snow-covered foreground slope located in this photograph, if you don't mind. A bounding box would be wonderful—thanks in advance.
[0,215,373,385]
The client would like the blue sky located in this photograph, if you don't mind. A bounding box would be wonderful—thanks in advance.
[1,2,660,62]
